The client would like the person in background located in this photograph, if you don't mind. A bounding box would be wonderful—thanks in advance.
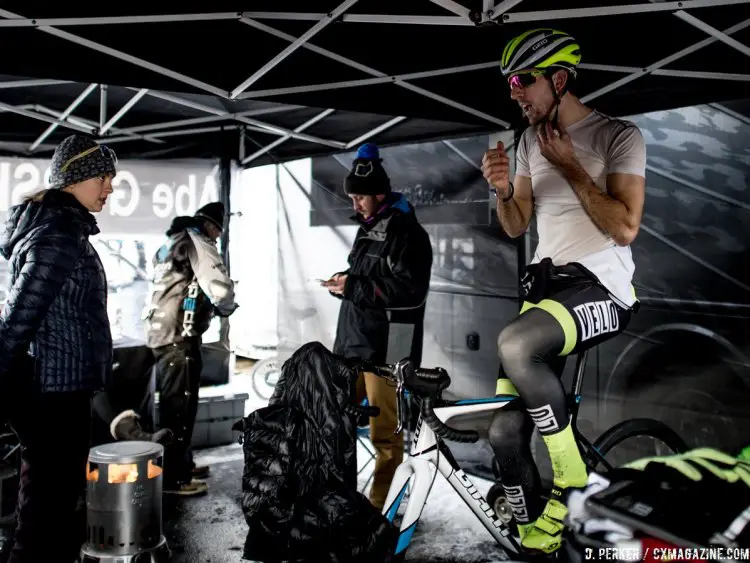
[92,389,173,444]
[0,134,116,563]
[322,143,433,510]
[144,202,238,496]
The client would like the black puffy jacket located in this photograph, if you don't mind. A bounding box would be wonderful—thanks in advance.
[332,193,433,367]
[0,190,112,392]
[238,342,398,563]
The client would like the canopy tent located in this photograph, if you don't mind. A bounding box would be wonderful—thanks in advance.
[0,0,749,167]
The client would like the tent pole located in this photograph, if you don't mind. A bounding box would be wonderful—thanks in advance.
[218,156,233,345]
[512,126,529,313]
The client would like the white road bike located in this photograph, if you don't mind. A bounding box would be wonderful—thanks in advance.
[359,351,689,561]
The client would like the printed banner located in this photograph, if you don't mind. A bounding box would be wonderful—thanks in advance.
[0,156,222,235]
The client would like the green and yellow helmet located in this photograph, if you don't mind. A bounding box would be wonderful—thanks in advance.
[500,28,582,78]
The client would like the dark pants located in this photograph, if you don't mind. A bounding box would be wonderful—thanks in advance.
[152,339,202,487]
[7,391,92,563]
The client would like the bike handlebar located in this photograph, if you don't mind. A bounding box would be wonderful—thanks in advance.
[358,359,479,444]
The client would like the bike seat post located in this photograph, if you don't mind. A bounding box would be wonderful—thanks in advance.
[570,350,589,399]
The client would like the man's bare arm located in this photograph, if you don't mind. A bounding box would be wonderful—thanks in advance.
[496,174,533,238]
[561,163,645,246]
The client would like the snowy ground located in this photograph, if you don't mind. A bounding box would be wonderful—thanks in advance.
[174,441,512,563]
[163,367,514,562]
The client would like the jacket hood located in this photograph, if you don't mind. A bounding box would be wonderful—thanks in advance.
[354,191,414,227]
[0,190,98,260]
[165,215,212,238]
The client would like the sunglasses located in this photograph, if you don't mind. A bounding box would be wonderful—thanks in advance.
[60,144,118,173]
[508,70,546,89]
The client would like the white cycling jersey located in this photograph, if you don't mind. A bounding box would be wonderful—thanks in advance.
[516,110,647,307]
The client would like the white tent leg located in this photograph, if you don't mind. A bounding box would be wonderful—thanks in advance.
[427,0,472,18]
[0,8,228,98]
[99,88,148,135]
[500,0,750,23]
[240,17,510,127]
[242,108,336,165]
[32,105,164,144]
[99,85,107,130]
[0,78,72,89]
[489,0,527,21]
[239,127,246,161]
[238,61,500,99]
[345,116,407,149]
[709,103,750,126]
[230,0,359,99]
[0,13,241,27]
[675,11,750,57]
[115,106,300,136]
[138,90,345,148]
[238,12,469,25]
[580,62,750,81]
[29,83,98,152]
[105,125,241,144]
[0,100,93,135]
[582,18,750,103]
[442,139,482,169]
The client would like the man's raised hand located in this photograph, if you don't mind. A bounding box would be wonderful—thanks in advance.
[482,141,511,199]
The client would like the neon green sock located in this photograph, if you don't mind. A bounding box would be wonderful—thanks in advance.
[542,423,588,489]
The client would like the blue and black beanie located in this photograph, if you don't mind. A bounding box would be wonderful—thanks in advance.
[48,134,117,190]
[343,143,391,196]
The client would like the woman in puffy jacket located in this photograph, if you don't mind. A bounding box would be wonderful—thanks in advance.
[0,134,117,563]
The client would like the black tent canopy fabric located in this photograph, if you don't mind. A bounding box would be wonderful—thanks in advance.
[0,0,748,166]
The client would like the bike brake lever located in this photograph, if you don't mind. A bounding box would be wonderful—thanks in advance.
[394,377,405,436]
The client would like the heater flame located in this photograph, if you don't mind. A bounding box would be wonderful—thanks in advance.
[108,463,139,484]
[86,460,163,482]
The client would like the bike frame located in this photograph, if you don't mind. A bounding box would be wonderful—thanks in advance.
[381,350,609,557]
[382,395,523,556]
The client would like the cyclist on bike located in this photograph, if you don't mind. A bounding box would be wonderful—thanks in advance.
[482,28,647,554]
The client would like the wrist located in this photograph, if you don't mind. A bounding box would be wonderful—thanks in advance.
[497,181,514,202]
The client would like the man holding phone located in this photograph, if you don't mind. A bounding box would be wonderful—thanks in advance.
[482,28,647,553]
[322,143,433,509]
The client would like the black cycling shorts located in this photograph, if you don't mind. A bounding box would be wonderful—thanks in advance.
[518,258,635,357]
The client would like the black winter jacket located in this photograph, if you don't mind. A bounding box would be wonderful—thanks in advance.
[332,193,433,367]
[0,190,112,392]
[238,342,398,563]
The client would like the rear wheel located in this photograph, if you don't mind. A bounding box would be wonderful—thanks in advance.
[586,417,689,471]
[250,357,281,401]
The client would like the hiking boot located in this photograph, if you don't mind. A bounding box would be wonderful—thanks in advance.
[163,479,208,497]
[111,410,173,445]
[192,464,210,479]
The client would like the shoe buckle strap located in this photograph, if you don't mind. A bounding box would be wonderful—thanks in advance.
[542,501,568,524]
[534,516,563,536]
